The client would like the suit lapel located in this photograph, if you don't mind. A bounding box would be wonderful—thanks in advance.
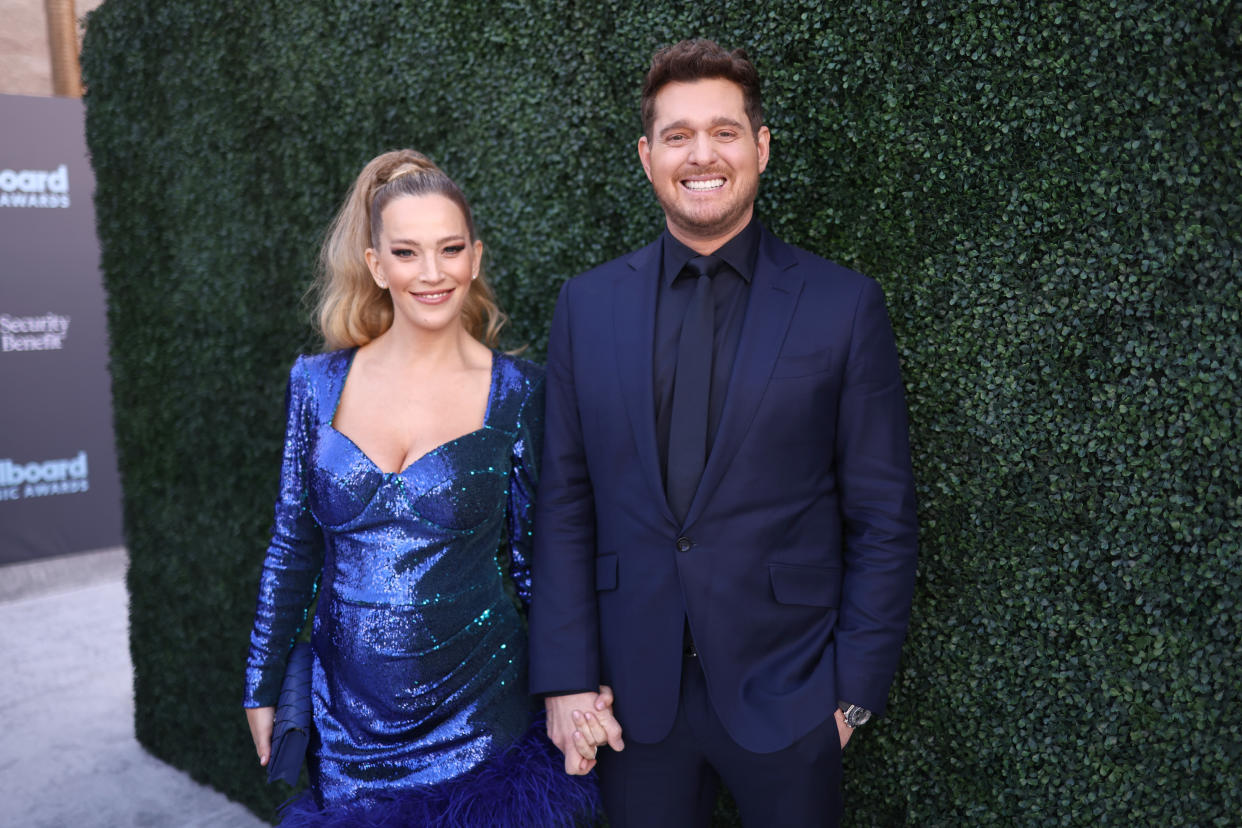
[684,228,803,525]
[613,241,675,523]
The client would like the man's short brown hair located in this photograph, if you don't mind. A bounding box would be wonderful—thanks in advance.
[640,39,764,138]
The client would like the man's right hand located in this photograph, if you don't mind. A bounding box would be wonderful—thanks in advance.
[545,686,625,774]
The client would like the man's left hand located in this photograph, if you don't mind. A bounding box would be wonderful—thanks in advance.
[834,708,854,749]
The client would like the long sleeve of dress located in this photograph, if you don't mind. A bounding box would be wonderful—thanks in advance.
[504,373,545,615]
[243,356,325,708]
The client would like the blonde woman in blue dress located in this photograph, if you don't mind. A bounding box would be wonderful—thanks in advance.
[243,150,610,826]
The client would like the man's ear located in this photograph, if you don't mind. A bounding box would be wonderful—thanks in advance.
[756,125,771,175]
[637,135,654,182]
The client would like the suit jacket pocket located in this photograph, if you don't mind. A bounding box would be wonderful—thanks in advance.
[770,350,832,379]
[769,562,841,607]
[595,553,618,591]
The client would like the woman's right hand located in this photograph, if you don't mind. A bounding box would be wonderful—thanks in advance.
[245,706,275,767]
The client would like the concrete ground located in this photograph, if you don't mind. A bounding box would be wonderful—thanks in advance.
[0,548,268,827]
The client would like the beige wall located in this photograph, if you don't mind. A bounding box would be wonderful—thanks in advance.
[0,0,105,96]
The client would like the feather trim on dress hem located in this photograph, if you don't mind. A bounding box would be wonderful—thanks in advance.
[275,714,600,828]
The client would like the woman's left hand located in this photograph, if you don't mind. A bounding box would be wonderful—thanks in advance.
[572,685,624,752]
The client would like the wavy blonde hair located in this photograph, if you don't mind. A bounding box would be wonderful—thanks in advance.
[313,149,506,350]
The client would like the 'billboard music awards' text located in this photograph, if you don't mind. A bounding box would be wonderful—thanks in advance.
[0,164,70,208]
[0,451,91,501]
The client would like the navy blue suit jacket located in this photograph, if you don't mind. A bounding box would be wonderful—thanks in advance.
[529,224,918,753]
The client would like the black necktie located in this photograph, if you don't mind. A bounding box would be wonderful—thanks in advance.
[667,254,723,522]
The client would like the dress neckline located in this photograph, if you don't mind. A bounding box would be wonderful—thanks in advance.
[327,347,502,476]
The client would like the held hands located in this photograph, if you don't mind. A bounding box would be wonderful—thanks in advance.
[246,706,275,767]
[545,685,625,775]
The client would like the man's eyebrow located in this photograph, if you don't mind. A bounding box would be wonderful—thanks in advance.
[658,116,747,136]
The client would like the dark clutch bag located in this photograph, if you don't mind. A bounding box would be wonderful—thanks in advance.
[267,641,313,785]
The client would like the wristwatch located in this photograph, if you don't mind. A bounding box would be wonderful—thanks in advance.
[838,701,872,728]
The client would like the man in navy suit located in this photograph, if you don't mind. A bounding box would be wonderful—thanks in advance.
[529,38,918,827]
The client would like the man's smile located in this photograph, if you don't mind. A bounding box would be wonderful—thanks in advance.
[682,177,726,192]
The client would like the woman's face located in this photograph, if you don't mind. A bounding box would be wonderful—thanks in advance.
[365,193,482,337]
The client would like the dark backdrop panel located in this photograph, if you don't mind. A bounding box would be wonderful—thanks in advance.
[0,94,123,565]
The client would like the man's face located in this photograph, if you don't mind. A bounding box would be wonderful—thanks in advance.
[638,78,770,250]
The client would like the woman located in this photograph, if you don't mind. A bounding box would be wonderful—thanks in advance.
[243,150,605,826]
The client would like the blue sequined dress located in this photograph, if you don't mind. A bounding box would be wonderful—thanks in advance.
[244,349,596,827]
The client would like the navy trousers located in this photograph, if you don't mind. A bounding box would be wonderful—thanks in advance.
[597,653,844,827]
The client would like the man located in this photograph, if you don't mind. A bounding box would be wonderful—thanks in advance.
[530,38,918,827]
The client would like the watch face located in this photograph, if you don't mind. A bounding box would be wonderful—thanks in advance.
[846,706,871,727]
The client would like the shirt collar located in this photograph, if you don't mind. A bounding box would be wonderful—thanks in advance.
[661,213,761,287]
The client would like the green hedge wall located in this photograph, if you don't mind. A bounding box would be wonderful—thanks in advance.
[83,1,1240,824]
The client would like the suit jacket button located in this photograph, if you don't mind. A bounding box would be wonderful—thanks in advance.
[676,537,692,553]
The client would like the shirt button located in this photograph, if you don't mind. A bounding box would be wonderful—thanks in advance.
[676,537,692,553]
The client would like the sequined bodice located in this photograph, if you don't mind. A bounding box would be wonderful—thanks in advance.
[311,380,518,609]
[244,348,544,808]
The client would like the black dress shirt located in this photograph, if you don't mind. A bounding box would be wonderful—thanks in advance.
[654,215,761,490]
